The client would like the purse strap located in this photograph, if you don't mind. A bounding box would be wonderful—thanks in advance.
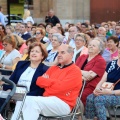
[113,79,120,87]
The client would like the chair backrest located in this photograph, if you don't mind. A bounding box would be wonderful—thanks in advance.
[0,68,13,76]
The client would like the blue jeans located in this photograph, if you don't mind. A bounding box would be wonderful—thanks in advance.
[85,94,120,120]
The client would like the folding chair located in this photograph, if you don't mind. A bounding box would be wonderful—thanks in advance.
[107,105,120,120]
[0,77,16,119]
[0,68,28,120]
[38,81,86,120]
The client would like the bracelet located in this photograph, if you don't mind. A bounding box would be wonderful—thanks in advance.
[112,90,115,95]
[2,64,6,69]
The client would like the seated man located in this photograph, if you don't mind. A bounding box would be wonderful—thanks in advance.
[13,44,82,120]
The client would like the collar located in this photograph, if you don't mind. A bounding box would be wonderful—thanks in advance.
[23,31,28,35]
[57,62,73,69]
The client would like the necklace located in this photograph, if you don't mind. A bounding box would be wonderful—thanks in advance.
[117,66,120,70]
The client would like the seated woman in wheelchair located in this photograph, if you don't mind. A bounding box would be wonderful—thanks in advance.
[85,42,120,120]
[2,42,49,119]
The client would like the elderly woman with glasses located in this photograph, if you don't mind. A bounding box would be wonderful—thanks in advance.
[44,33,63,66]
[76,38,106,107]
[73,33,88,62]
[0,35,21,70]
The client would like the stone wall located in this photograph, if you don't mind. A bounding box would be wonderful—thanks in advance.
[33,0,90,25]
[1,0,90,25]
[0,0,7,14]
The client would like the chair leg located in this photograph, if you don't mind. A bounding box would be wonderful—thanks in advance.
[114,107,117,120]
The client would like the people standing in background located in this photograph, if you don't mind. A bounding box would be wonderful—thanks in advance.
[45,9,60,26]
[23,9,34,25]
[0,6,5,26]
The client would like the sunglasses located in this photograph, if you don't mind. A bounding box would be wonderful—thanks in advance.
[2,44,8,47]
[36,32,41,35]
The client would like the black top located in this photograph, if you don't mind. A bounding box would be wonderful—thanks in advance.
[106,60,120,90]
[45,15,60,26]
[21,32,31,40]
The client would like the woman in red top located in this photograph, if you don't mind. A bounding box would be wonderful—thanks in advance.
[76,38,106,106]
[0,30,5,49]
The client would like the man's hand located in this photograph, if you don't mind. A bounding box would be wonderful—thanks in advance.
[42,74,49,79]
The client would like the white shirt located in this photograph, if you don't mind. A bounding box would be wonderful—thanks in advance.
[23,16,34,24]
[0,49,21,66]
[17,67,36,91]
[69,39,76,48]
[47,42,53,51]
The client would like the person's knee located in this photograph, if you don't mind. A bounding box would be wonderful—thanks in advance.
[94,96,104,107]
[86,94,94,103]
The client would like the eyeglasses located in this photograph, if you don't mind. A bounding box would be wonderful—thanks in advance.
[27,26,31,28]
[69,30,75,33]
[36,32,41,35]
[6,27,10,30]
[2,44,8,47]
[20,26,25,28]
[75,39,84,42]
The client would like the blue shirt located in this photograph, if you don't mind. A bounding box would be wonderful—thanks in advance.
[0,12,5,26]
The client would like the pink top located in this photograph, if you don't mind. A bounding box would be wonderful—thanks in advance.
[19,43,28,54]
[111,50,118,60]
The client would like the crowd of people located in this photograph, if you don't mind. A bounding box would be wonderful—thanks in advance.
[0,7,120,120]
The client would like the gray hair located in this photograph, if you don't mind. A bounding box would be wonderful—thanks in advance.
[52,33,64,43]
[93,37,105,55]
[67,45,74,54]
[74,33,87,43]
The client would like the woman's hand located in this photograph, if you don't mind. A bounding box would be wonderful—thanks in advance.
[93,87,102,96]
[0,81,4,85]
[93,87,112,96]
[82,70,97,81]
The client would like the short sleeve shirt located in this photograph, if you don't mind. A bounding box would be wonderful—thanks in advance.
[106,60,120,90]
[0,49,21,66]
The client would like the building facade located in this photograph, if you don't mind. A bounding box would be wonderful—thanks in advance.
[31,0,90,25]
[1,0,90,25]
[1,0,120,25]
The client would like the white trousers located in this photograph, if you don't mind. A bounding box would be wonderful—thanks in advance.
[11,96,71,120]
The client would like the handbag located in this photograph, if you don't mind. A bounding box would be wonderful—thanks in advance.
[101,79,120,91]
